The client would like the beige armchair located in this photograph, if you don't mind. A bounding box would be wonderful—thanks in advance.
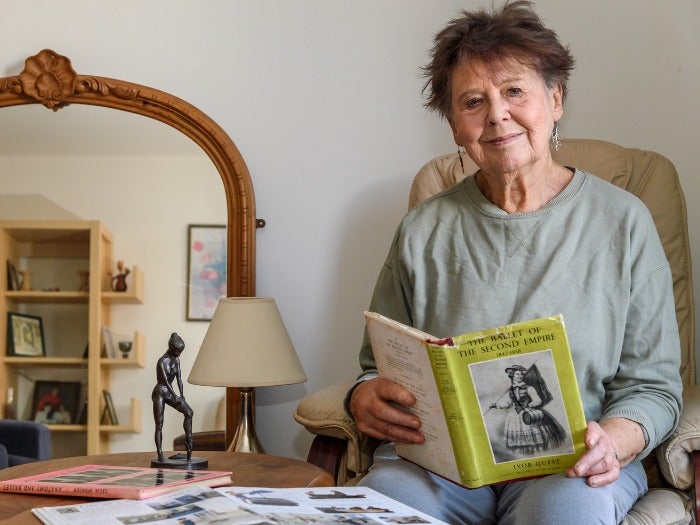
[294,138,700,525]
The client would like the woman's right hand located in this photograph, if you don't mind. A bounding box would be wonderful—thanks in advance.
[348,377,425,444]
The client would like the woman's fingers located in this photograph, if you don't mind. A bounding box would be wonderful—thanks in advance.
[566,420,620,486]
[349,378,424,443]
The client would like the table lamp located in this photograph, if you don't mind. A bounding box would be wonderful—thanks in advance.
[188,297,306,453]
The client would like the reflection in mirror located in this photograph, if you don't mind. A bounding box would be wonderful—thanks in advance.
[0,50,257,455]
[0,104,226,457]
[0,104,204,156]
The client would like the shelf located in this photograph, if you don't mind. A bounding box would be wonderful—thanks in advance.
[100,397,142,433]
[101,331,146,368]
[5,291,88,304]
[44,424,86,433]
[3,356,87,368]
[2,221,91,260]
[102,266,144,304]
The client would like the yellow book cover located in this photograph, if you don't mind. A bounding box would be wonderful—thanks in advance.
[365,312,587,488]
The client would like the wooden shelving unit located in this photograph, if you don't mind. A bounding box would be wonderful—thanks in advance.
[0,220,144,457]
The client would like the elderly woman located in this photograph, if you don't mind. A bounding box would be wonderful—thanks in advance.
[347,2,682,523]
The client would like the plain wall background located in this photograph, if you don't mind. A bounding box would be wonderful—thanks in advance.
[0,0,698,460]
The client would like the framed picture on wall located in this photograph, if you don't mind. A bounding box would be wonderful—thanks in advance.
[6,312,45,357]
[186,224,227,321]
[31,380,81,424]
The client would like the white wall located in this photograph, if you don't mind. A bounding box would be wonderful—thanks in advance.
[0,0,698,461]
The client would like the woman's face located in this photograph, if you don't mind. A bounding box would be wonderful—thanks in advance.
[513,370,524,381]
[448,58,563,177]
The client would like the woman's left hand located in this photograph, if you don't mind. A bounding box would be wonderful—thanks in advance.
[565,418,644,487]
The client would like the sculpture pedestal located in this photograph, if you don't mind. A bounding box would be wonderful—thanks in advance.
[151,453,208,470]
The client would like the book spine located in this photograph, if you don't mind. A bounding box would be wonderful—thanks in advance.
[425,344,480,487]
[0,482,138,499]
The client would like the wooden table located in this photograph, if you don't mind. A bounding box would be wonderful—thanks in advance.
[0,451,335,523]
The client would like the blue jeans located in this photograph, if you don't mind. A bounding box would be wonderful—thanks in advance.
[358,442,647,524]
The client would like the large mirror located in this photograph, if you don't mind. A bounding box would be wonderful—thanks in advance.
[0,49,257,448]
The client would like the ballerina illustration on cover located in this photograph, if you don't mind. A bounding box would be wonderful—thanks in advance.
[487,363,567,459]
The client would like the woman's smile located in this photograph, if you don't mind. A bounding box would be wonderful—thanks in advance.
[484,132,524,147]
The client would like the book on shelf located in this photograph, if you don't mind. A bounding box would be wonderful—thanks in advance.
[100,390,118,425]
[365,311,587,488]
[32,485,450,525]
[0,464,232,500]
[101,325,116,359]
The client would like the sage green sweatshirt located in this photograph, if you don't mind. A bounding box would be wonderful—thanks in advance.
[358,170,682,459]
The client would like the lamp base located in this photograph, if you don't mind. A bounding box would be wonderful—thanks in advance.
[226,387,265,453]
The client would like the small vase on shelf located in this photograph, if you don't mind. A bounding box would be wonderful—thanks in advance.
[118,341,133,359]
[108,260,130,292]
[19,271,32,291]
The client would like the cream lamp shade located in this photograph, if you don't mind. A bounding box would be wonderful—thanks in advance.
[188,297,306,453]
[188,297,306,388]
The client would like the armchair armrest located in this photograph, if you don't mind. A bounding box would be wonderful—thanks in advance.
[657,384,700,490]
[294,380,378,480]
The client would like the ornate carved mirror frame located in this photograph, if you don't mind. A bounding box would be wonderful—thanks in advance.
[0,49,257,446]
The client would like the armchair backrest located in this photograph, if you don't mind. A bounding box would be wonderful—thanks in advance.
[409,138,695,387]
[0,420,51,468]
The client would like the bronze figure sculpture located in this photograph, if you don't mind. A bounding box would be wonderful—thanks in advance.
[151,332,207,468]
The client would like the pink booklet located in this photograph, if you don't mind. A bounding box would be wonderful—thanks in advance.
[0,464,232,500]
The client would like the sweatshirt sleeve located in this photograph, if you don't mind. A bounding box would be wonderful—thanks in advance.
[601,216,683,458]
[357,228,414,379]
[602,267,682,457]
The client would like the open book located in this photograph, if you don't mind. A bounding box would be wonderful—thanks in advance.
[365,312,587,488]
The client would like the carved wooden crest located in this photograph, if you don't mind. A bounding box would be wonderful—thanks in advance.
[19,50,77,109]
[0,49,139,110]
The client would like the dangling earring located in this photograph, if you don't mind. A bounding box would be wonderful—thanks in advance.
[457,146,466,173]
[551,123,561,151]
